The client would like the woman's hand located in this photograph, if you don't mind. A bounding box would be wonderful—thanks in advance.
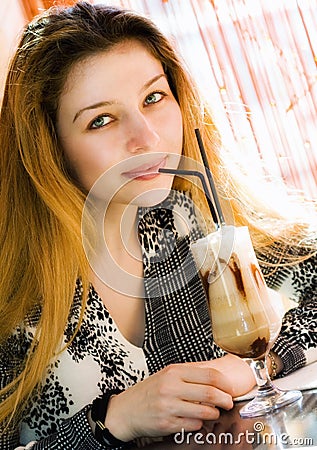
[104,361,235,441]
[207,354,256,398]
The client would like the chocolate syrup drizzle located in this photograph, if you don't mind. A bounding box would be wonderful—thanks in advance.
[228,253,246,298]
[207,253,269,359]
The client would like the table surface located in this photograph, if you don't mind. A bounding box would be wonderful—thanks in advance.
[132,388,317,449]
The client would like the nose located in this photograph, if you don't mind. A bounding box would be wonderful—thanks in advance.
[125,112,160,154]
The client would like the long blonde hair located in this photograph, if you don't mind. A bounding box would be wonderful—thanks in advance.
[0,1,315,427]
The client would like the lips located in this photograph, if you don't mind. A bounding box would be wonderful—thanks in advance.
[122,156,167,180]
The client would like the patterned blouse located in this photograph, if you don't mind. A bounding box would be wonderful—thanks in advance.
[0,190,316,450]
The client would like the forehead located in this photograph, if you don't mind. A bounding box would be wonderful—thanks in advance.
[60,40,163,100]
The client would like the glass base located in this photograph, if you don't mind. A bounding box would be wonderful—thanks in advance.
[239,387,302,418]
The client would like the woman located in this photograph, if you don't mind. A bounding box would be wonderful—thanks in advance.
[0,2,315,449]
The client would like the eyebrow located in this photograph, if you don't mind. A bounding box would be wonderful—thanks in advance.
[73,100,114,123]
[73,73,166,123]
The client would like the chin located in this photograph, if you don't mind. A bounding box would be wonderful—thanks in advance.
[131,187,172,207]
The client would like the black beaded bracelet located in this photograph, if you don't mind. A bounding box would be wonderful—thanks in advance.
[91,390,131,449]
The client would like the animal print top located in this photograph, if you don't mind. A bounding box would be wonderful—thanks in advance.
[0,190,316,450]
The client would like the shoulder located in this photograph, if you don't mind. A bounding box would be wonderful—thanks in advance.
[139,189,205,236]
[259,239,317,301]
[0,325,33,390]
[137,190,206,259]
[166,189,206,240]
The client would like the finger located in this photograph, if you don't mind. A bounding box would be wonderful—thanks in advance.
[166,397,222,422]
[178,364,235,396]
[181,400,222,421]
[167,416,204,433]
[181,383,233,411]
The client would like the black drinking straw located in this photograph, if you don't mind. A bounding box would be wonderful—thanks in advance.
[159,167,219,225]
[194,129,226,226]
[159,128,225,228]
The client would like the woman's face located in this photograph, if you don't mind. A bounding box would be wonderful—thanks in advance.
[57,40,183,206]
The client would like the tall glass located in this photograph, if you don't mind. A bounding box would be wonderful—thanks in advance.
[191,225,302,418]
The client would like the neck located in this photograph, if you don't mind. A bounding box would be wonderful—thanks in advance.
[89,201,144,299]
[104,202,139,255]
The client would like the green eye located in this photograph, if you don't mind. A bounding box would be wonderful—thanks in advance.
[144,92,164,105]
[90,115,112,129]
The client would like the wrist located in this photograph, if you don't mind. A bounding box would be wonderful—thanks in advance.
[267,351,283,378]
[91,390,132,448]
[104,393,135,443]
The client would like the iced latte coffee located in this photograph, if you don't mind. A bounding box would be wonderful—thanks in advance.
[191,226,280,359]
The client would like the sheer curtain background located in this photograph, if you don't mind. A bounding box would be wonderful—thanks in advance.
[98,0,317,199]
[5,0,317,198]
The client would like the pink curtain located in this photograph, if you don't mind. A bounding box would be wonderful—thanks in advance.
[97,0,317,198]
[19,0,42,20]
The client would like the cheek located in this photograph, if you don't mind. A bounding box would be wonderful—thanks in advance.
[166,104,183,152]
[60,138,108,191]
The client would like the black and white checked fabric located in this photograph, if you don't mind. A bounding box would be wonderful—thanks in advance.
[136,196,224,374]
[143,234,223,374]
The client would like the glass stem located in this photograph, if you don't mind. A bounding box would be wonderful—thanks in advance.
[248,357,277,397]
